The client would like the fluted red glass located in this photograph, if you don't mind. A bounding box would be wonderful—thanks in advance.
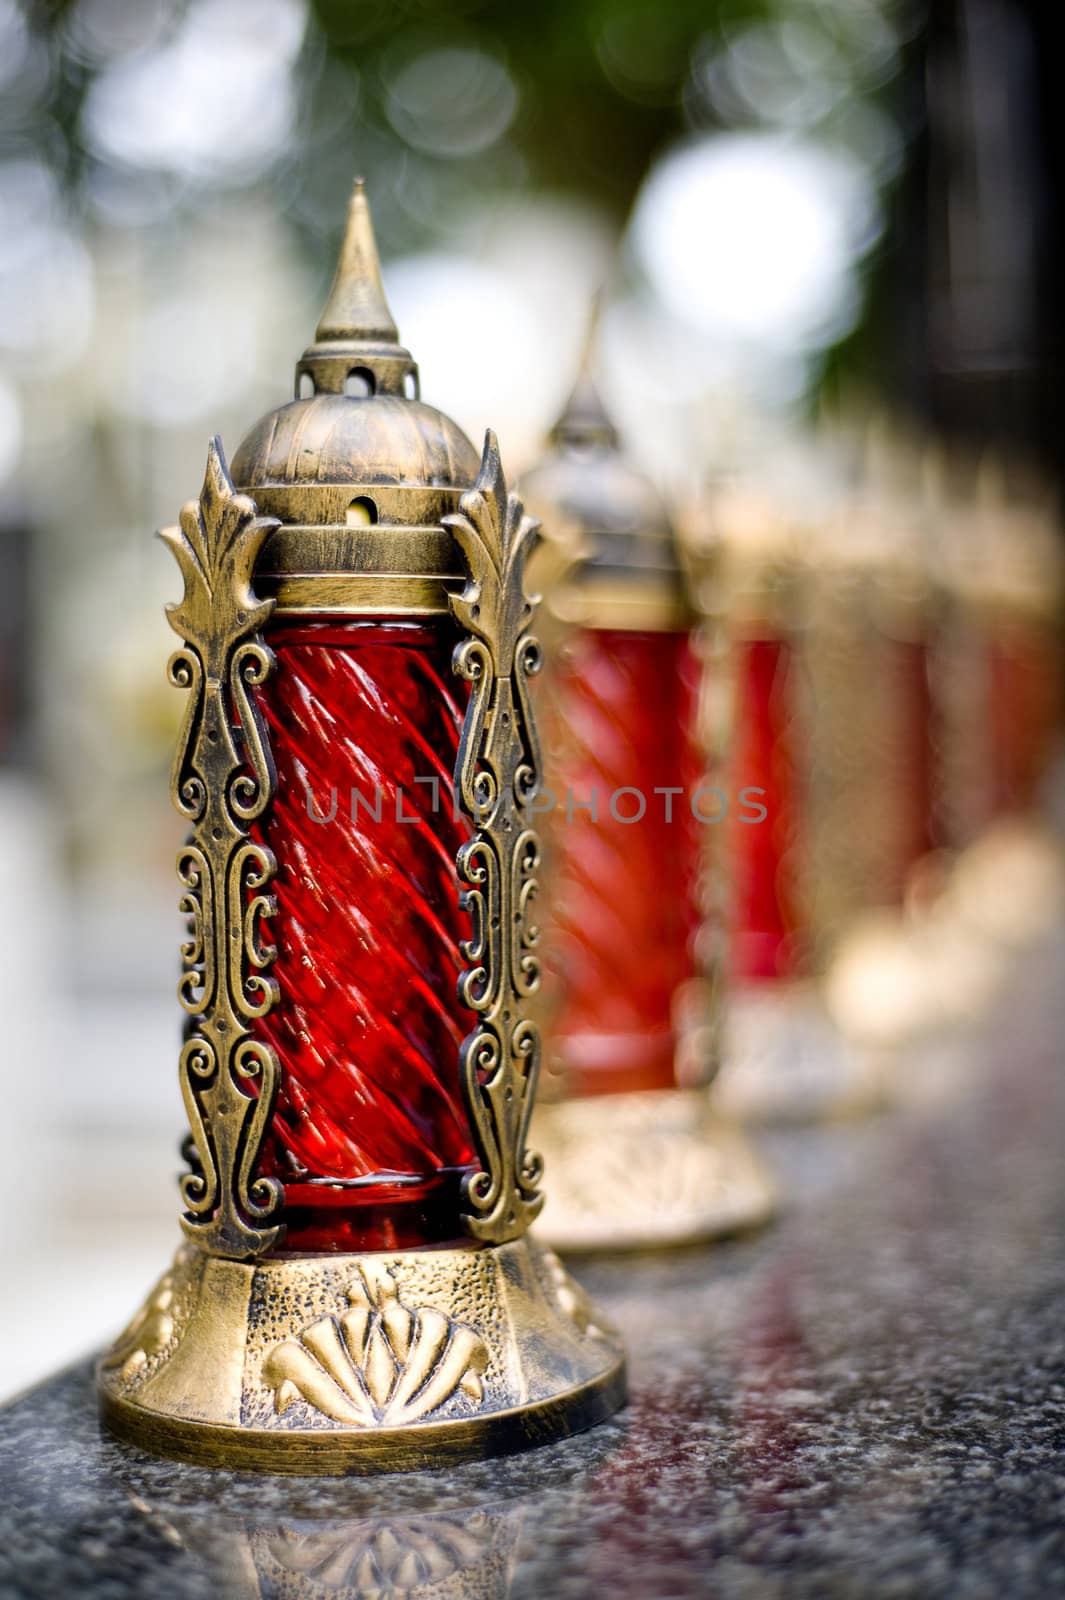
[728,636,802,982]
[545,627,703,1098]
[987,622,1062,817]
[250,618,475,1253]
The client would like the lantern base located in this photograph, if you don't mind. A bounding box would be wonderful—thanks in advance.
[714,981,887,1124]
[532,1088,776,1253]
[97,1236,625,1474]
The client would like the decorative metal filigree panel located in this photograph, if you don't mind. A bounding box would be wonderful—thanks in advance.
[445,431,546,1243]
[161,437,285,1258]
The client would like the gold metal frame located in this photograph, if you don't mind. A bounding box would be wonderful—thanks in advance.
[161,438,285,1258]
[446,433,547,1243]
[98,1237,624,1474]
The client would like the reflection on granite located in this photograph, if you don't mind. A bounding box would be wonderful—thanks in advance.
[3,934,1065,1599]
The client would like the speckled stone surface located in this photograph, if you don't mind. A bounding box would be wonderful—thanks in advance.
[2,933,1065,1599]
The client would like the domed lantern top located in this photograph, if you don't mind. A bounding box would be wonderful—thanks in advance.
[521,351,688,631]
[231,180,481,619]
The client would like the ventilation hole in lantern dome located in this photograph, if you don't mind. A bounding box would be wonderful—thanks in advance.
[403,371,418,399]
[346,496,378,527]
[298,372,315,399]
[344,368,374,398]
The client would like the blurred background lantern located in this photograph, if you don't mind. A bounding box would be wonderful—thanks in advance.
[801,422,938,955]
[823,443,1065,1076]
[691,464,889,1124]
[521,348,776,1250]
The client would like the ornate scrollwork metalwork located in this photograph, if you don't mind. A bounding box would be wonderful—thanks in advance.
[161,437,285,1258]
[444,431,546,1243]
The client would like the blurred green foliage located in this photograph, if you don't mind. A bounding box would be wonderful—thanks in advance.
[310,0,761,213]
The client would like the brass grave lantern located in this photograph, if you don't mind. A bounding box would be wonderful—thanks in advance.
[520,349,775,1251]
[696,470,886,1124]
[97,183,625,1471]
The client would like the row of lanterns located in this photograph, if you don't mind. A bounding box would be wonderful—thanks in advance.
[525,333,1062,1240]
[95,183,1062,1472]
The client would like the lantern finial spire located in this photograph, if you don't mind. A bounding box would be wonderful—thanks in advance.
[316,177,400,346]
[550,292,618,449]
[296,178,415,396]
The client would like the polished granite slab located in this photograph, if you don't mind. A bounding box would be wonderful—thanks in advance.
[2,932,1064,1599]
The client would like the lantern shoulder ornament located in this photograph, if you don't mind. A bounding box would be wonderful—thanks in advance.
[98,180,624,1470]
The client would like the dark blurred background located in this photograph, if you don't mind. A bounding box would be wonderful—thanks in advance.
[0,0,1060,1394]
